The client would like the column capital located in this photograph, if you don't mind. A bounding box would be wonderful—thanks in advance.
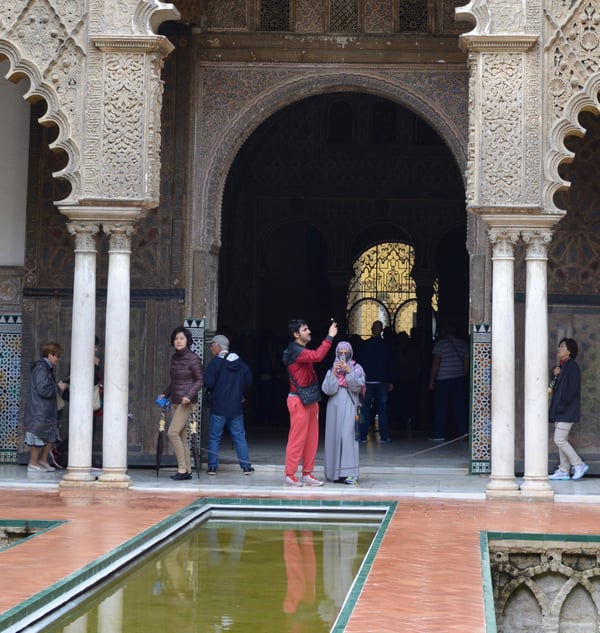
[488,229,519,258]
[521,229,553,260]
[104,222,135,252]
[67,222,100,251]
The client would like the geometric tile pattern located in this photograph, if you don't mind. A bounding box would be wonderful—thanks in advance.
[184,318,206,462]
[184,316,206,417]
[470,323,491,474]
[0,315,22,463]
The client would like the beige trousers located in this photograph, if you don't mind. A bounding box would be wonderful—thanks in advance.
[167,403,191,473]
[553,422,583,472]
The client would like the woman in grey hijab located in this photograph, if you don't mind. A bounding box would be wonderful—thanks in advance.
[322,341,366,485]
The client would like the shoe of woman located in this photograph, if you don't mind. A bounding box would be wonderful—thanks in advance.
[170,472,192,481]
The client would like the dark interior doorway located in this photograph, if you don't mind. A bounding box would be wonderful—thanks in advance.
[217,91,467,435]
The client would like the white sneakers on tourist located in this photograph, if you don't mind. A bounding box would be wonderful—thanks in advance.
[572,463,589,480]
[548,468,570,480]
[284,475,303,487]
[549,463,590,481]
[301,474,324,486]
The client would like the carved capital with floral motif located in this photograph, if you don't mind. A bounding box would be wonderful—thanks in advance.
[67,222,100,252]
[521,229,553,261]
[488,228,519,259]
[104,222,135,253]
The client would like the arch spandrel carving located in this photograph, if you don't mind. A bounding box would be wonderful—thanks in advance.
[544,0,600,210]
[0,0,179,210]
[456,0,539,36]
[194,66,469,253]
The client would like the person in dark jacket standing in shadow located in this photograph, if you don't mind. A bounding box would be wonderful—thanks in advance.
[204,334,254,475]
[548,337,588,480]
[160,326,204,481]
[355,320,394,444]
[23,341,69,472]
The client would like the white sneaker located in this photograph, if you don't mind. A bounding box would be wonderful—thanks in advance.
[572,463,589,480]
[548,468,570,480]
[284,475,303,487]
[302,474,324,486]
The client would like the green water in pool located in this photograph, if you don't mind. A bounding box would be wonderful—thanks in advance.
[44,521,378,632]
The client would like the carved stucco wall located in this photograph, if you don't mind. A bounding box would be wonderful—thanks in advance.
[545,0,600,209]
[0,0,178,211]
[188,61,469,320]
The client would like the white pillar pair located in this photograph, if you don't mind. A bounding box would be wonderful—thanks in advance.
[60,218,135,488]
[486,223,555,498]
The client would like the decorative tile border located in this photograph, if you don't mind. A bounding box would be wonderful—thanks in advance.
[0,315,22,463]
[470,324,491,474]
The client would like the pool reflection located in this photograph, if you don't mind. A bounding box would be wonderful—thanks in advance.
[45,522,376,633]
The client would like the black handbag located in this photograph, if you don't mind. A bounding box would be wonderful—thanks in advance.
[288,373,321,405]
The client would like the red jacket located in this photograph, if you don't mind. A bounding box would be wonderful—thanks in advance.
[282,337,333,391]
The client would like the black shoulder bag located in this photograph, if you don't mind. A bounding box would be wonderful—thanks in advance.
[288,371,321,406]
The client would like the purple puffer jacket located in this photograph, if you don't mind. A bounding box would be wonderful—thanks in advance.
[164,347,204,404]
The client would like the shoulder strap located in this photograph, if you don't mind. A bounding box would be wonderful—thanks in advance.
[288,369,316,389]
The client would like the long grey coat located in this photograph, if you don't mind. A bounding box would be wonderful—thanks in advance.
[322,367,365,481]
[23,358,60,443]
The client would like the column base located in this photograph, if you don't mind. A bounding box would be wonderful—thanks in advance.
[59,468,97,488]
[97,468,131,489]
[486,476,520,498]
[520,477,554,499]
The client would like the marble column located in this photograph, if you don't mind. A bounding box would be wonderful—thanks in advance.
[520,229,553,497]
[486,229,520,496]
[97,222,134,488]
[60,223,99,486]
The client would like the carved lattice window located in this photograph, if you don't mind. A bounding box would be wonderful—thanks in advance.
[347,242,434,337]
[398,0,429,33]
[260,0,290,31]
[329,0,359,32]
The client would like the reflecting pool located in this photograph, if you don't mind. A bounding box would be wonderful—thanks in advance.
[38,509,386,633]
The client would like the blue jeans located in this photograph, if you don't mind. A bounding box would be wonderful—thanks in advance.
[432,376,468,439]
[208,414,251,470]
[359,383,390,441]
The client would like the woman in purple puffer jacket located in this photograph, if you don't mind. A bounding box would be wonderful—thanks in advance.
[160,327,204,480]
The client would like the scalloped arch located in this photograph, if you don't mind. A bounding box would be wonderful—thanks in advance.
[545,73,600,212]
[133,0,181,35]
[203,71,468,248]
[0,39,80,202]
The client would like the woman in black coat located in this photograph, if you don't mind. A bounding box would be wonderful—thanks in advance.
[23,341,68,472]
[548,338,588,480]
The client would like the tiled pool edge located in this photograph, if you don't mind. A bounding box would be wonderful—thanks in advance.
[1,497,397,633]
[332,500,397,632]
[0,519,66,553]
[0,500,205,633]
[480,531,498,633]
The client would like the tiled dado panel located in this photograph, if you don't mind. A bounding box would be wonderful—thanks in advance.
[0,315,22,463]
[471,324,491,474]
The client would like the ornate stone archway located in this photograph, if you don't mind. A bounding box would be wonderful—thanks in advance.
[188,65,469,325]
